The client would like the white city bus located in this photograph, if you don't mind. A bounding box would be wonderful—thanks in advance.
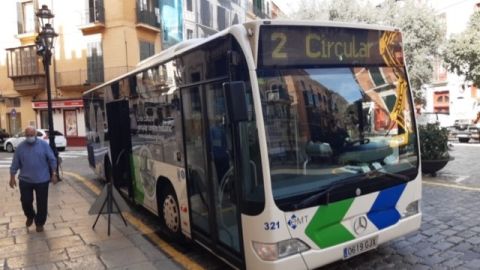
[83,20,421,269]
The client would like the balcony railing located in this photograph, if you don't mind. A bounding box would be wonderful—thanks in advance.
[136,3,160,30]
[6,45,46,95]
[248,1,269,19]
[83,5,105,24]
[56,66,135,89]
[6,45,44,77]
[79,5,106,35]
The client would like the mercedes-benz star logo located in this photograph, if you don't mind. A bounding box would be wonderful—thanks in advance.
[353,216,368,235]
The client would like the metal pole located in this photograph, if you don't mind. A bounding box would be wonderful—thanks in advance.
[44,49,60,179]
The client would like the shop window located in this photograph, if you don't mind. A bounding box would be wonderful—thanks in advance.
[40,110,49,130]
[64,110,78,137]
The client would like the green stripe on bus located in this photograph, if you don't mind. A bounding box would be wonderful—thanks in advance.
[305,198,355,249]
[131,155,145,204]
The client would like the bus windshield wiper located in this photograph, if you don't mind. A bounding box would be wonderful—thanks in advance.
[364,169,410,182]
[292,170,410,210]
[293,175,366,210]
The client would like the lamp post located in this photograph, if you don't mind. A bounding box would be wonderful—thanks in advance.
[35,5,60,179]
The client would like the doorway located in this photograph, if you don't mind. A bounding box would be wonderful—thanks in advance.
[182,81,243,263]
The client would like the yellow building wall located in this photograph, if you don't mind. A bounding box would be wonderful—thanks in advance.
[0,0,162,136]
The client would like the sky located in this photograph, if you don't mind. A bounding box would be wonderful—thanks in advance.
[272,0,299,15]
[272,0,387,16]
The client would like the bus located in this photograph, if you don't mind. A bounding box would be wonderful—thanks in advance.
[83,20,421,269]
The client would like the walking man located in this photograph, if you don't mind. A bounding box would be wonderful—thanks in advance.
[9,126,58,232]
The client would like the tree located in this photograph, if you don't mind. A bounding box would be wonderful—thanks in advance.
[443,10,480,87]
[287,0,445,105]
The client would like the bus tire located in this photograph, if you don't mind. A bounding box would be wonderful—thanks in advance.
[159,184,182,239]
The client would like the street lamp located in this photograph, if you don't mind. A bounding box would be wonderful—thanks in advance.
[35,5,60,179]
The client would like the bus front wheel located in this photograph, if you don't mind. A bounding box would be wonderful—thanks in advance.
[160,185,181,239]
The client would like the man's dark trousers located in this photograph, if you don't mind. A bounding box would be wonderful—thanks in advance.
[19,180,49,226]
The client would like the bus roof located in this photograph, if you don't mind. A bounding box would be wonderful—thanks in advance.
[259,19,398,32]
[83,20,399,96]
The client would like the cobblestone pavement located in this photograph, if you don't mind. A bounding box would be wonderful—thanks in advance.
[0,169,183,270]
[434,143,480,187]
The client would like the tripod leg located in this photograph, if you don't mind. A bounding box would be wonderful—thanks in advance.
[108,185,112,236]
[92,193,109,230]
[112,195,128,226]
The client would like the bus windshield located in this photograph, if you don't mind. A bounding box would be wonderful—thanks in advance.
[257,67,418,206]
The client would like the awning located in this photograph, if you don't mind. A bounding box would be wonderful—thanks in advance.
[32,99,83,109]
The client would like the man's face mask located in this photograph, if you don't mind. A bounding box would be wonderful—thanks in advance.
[26,136,36,144]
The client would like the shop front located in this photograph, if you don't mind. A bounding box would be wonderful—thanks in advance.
[33,99,86,147]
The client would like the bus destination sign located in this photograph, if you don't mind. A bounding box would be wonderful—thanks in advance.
[259,25,401,67]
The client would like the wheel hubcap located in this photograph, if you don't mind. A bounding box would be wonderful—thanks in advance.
[163,195,179,232]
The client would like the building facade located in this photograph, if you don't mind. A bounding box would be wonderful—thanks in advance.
[0,0,270,147]
[1,0,162,146]
[165,0,272,49]
[425,0,480,126]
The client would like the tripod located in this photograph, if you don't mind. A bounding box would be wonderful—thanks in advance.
[91,181,128,236]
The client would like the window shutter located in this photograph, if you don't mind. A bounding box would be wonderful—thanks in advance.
[16,2,24,34]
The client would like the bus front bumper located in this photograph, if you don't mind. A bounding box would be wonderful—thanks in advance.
[300,213,422,269]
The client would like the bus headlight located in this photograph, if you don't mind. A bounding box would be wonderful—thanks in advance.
[253,239,310,261]
[402,200,419,218]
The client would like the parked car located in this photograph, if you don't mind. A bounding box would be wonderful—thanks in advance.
[0,129,10,144]
[450,119,479,143]
[3,129,67,152]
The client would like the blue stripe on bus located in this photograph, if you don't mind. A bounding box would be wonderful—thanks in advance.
[367,183,406,230]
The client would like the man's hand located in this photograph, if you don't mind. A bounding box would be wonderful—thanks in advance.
[51,174,58,185]
[9,175,16,189]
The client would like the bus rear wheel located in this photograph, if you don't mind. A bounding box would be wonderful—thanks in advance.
[160,185,181,239]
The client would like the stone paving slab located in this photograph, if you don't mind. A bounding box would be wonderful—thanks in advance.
[0,170,183,270]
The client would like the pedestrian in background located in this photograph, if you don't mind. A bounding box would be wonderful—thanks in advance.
[9,126,58,232]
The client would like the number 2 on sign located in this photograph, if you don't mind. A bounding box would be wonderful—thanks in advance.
[271,32,287,59]
[264,221,280,230]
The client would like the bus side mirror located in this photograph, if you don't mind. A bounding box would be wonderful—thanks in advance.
[223,81,248,123]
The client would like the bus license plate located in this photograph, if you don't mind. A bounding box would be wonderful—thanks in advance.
[343,236,378,259]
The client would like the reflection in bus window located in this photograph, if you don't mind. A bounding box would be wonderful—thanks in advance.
[258,67,417,203]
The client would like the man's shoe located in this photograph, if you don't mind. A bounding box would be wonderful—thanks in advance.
[35,226,44,232]
[26,217,34,227]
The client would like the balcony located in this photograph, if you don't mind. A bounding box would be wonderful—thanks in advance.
[248,1,269,19]
[56,66,135,91]
[253,5,269,19]
[79,5,106,35]
[136,3,160,33]
[6,45,46,95]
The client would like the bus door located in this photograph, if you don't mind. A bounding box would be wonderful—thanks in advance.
[106,100,133,199]
[182,81,243,265]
